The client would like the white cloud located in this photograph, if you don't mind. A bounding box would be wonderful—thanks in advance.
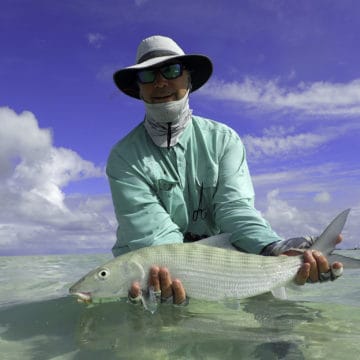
[262,189,310,232]
[251,165,359,247]
[262,126,296,137]
[201,77,360,116]
[252,163,349,197]
[87,32,105,48]
[314,191,331,203]
[259,189,322,241]
[1,106,357,252]
[243,131,332,160]
[242,121,360,160]
[0,107,115,255]
[260,189,341,241]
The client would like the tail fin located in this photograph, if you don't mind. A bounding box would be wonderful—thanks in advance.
[311,209,351,256]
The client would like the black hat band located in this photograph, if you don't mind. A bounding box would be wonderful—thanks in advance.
[137,50,179,64]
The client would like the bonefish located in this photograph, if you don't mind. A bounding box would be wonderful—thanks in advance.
[70,209,355,304]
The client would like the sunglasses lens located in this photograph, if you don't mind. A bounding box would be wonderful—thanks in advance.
[161,64,182,79]
[137,70,155,84]
[137,64,183,84]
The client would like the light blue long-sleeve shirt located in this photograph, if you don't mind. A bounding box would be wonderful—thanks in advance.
[106,115,282,256]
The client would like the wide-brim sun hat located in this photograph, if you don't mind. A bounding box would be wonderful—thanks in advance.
[113,35,213,99]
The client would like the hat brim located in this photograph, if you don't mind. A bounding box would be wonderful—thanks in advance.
[113,54,213,99]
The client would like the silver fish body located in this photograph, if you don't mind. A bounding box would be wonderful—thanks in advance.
[69,209,352,303]
[70,243,302,302]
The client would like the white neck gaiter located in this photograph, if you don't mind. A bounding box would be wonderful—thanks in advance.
[143,91,192,148]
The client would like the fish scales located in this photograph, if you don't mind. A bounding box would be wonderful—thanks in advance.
[69,209,352,303]
[120,243,302,300]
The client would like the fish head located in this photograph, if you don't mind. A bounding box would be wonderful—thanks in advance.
[69,257,145,304]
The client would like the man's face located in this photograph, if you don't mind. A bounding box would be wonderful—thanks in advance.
[138,63,189,104]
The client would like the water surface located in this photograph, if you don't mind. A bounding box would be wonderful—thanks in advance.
[1,251,359,359]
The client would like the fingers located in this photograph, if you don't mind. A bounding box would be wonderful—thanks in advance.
[129,265,161,302]
[295,250,323,285]
[295,263,310,285]
[336,234,343,245]
[159,267,173,299]
[130,266,187,306]
[148,265,160,292]
[159,267,187,304]
[295,249,343,285]
[331,261,343,271]
[129,281,142,299]
[330,261,344,279]
[308,250,330,282]
[172,278,187,304]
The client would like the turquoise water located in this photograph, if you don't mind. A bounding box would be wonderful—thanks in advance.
[0,251,359,359]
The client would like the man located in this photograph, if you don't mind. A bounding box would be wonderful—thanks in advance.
[107,35,342,305]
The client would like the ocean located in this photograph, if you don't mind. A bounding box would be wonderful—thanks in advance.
[0,250,359,360]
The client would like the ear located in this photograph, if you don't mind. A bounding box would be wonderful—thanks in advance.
[187,73,192,91]
[138,86,144,100]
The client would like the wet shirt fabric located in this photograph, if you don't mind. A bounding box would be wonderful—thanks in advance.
[107,116,282,257]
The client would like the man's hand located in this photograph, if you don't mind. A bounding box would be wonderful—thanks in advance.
[284,234,344,285]
[129,266,187,305]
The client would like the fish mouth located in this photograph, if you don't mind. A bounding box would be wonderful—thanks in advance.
[71,291,92,304]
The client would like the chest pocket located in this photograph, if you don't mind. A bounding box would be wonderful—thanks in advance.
[154,177,188,231]
[153,178,179,213]
[158,179,177,192]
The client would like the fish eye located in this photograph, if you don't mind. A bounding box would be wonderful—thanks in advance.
[97,268,110,280]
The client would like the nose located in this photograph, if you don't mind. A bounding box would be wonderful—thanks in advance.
[153,71,168,87]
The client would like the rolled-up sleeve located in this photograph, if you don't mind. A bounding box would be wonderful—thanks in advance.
[213,134,282,254]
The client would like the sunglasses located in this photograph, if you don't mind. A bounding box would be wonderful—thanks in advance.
[136,63,184,84]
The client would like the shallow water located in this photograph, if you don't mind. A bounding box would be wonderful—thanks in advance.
[1,251,359,359]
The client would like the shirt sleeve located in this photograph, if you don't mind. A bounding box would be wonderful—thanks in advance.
[213,133,282,254]
[107,150,183,257]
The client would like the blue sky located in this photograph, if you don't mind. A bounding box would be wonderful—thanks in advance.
[1,0,359,255]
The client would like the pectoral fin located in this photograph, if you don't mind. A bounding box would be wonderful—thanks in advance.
[140,286,161,314]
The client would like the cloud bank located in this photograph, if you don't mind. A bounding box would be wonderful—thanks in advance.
[201,77,360,116]
[0,107,115,255]
[1,105,358,253]
[243,130,332,160]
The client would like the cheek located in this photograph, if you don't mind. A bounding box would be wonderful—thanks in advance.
[174,89,187,100]
[174,79,190,97]
[139,85,153,102]
[175,75,190,89]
